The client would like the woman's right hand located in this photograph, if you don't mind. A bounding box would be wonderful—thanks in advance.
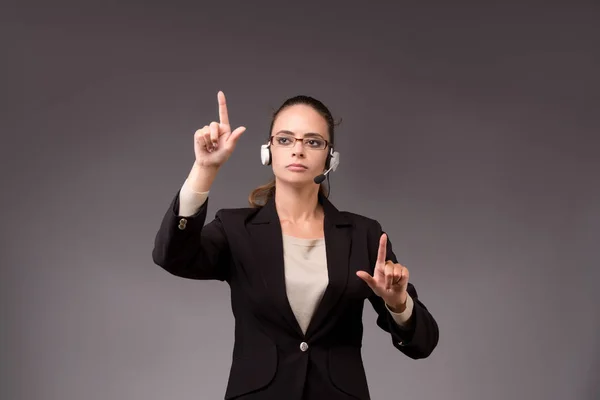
[194,91,246,169]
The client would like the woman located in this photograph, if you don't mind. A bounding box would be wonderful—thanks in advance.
[152,91,439,400]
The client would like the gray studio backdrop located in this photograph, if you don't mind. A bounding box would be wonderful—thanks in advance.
[2,2,599,400]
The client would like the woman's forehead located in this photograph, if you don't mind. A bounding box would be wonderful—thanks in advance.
[273,105,329,139]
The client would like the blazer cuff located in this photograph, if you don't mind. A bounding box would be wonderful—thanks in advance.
[178,179,210,217]
[385,294,414,327]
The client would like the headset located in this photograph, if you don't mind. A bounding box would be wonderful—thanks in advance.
[260,138,340,185]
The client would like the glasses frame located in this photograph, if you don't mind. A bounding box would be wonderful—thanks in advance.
[268,134,330,150]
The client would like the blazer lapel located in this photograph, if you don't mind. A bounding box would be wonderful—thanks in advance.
[304,194,352,339]
[247,196,304,337]
[246,193,353,339]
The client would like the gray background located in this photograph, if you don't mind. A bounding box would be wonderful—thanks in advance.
[2,1,599,399]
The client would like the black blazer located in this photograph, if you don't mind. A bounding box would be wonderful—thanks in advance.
[152,190,439,400]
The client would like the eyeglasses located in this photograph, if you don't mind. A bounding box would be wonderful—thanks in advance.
[269,134,329,150]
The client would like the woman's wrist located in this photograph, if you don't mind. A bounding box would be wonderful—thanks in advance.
[187,162,219,192]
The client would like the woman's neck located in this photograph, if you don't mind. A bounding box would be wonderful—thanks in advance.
[273,181,323,224]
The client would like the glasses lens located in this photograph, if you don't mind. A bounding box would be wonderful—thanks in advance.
[273,136,293,146]
[272,135,326,149]
[304,138,326,149]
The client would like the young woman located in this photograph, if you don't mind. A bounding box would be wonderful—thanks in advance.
[152,91,439,400]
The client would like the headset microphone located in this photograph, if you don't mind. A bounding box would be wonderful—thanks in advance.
[314,166,333,184]
[313,150,340,184]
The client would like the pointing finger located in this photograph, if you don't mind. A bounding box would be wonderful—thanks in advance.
[217,91,230,127]
[376,233,387,266]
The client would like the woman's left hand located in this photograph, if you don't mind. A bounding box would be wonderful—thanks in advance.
[356,233,409,312]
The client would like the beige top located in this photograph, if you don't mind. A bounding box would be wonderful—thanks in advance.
[282,234,328,333]
[177,179,414,330]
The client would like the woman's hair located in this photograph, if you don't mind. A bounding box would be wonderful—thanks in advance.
[248,95,339,208]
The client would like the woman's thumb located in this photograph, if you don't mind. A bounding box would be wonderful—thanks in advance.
[228,126,246,146]
[356,271,376,289]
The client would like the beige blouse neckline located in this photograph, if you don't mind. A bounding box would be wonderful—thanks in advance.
[282,233,325,246]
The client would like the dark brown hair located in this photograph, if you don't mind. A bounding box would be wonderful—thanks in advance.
[248,95,339,208]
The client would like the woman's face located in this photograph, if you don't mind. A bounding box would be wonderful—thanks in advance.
[270,104,331,186]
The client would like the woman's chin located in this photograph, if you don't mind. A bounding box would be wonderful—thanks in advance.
[276,173,317,187]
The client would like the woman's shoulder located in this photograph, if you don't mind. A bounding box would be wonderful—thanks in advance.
[214,205,258,219]
[335,208,385,235]
[322,196,383,231]
[339,210,377,224]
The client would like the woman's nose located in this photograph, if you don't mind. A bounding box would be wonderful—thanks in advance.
[291,140,305,154]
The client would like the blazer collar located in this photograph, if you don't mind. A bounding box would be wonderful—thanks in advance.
[246,192,353,340]
[249,191,352,227]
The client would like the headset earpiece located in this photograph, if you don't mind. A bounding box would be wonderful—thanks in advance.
[329,150,340,171]
[260,143,271,165]
[325,147,340,170]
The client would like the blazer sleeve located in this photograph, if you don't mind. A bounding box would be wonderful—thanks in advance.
[151,189,231,281]
[366,221,439,359]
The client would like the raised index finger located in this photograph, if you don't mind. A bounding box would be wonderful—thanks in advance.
[376,233,387,265]
[217,91,230,126]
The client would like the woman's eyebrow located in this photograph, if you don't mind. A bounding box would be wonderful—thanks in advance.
[276,130,324,138]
